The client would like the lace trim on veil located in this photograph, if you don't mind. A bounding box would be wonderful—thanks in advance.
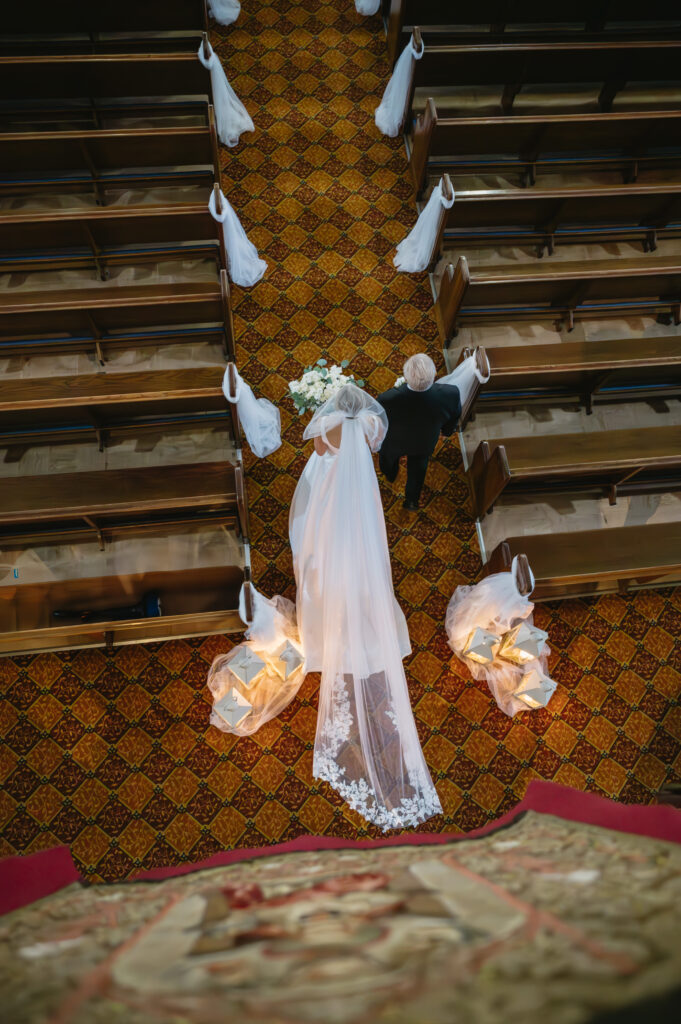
[313,675,442,830]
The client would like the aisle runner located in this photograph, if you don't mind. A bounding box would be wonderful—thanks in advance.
[1,0,679,882]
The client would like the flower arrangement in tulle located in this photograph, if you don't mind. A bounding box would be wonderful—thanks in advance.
[288,359,364,415]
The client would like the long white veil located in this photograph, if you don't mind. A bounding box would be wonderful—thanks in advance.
[291,384,442,830]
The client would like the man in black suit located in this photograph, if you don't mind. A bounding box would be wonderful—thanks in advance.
[377,353,461,511]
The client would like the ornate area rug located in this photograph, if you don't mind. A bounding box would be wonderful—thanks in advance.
[2,786,681,1024]
[0,0,680,882]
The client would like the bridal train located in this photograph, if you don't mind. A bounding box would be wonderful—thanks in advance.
[209,383,442,830]
[291,384,442,829]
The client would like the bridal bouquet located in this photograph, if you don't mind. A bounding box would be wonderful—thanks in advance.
[288,359,364,415]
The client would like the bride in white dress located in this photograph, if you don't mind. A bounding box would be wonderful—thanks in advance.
[289,383,442,830]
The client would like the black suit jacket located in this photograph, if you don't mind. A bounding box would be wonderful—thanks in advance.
[377,382,461,457]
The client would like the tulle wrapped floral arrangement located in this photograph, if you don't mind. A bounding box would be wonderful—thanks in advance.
[288,359,364,415]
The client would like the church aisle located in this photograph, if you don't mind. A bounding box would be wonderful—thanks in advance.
[1,0,679,882]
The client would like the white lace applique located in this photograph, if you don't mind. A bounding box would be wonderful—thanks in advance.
[314,677,442,831]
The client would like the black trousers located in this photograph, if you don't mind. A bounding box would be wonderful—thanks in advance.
[379,446,430,504]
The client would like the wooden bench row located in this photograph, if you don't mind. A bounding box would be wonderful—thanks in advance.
[0,366,234,448]
[3,0,209,34]
[0,269,236,363]
[487,523,681,601]
[0,460,249,546]
[411,103,681,197]
[0,196,226,277]
[404,38,681,128]
[2,0,208,54]
[384,0,681,63]
[458,338,681,415]
[0,51,217,131]
[427,177,681,266]
[468,425,681,518]
[0,112,219,200]
[436,255,681,339]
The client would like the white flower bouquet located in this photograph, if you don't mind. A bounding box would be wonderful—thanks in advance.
[288,359,364,416]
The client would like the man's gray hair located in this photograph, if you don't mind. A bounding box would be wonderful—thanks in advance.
[403,353,436,392]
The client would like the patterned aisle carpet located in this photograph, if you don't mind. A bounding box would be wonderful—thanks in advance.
[1,1,680,883]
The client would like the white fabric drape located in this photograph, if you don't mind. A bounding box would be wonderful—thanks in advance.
[208,584,304,737]
[394,178,455,273]
[375,36,424,137]
[440,350,491,412]
[222,365,281,458]
[209,187,267,287]
[290,384,442,830]
[445,556,552,717]
[207,0,240,25]
[355,0,380,13]
[197,39,254,147]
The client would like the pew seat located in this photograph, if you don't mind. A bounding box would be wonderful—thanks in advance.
[410,104,681,198]
[0,566,247,656]
[0,367,231,447]
[2,0,207,55]
[385,0,681,62]
[3,0,209,34]
[408,39,681,125]
[458,337,681,413]
[0,460,237,525]
[0,115,218,199]
[468,425,681,517]
[436,181,681,262]
[436,255,681,339]
[0,202,223,275]
[0,269,235,361]
[487,522,681,600]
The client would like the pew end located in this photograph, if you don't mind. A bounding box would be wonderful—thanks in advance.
[467,440,511,519]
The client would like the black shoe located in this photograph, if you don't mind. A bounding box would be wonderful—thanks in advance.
[403,500,419,511]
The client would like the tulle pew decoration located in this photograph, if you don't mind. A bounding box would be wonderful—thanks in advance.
[208,0,241,25]
[445,554,556,717]
[222,363,281,458]
[198,35,253,147]
[375,29,424,137]
[439,345,491,419]
[355,0,380,13]
[394,174,454,273]
[208,582,306,737]
[209,185,267,287]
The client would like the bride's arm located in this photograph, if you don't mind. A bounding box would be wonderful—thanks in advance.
[314,422,343,454]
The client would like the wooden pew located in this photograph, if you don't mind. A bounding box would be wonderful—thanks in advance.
[0,53,214,130]
[0,195,225,276]
[0,565,246,656]
[0,460,240,542]
[467,425,681,518]
[458,337,681,414]
[1,0,208,54]
[487,523,681,600]
[3,0,208,33]
[0,112,219,200]
[0,269,236,362]
[0,366,236,449]
[430,179,681,265]
[405,38,681,127]
[386,0,681,62]
[436,255,681,339]
[410,103,681,198]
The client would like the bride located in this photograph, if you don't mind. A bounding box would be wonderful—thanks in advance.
[289,383,442,830]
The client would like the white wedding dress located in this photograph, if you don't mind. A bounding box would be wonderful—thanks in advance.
[289,384,442,830]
